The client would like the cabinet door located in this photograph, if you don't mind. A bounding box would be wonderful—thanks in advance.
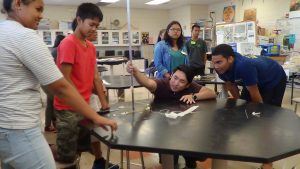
[122,31,129,45]
[42,30,53,47]
[111,31,120,45]
[100,31,110,45]
[132,31,140,46]
[54,30,65,36]
[89,30,99,46]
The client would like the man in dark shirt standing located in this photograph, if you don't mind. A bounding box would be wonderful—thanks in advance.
[186,24,207,76]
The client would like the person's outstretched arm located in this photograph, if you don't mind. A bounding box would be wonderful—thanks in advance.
[127,62,157,93]
[180,85,217,104]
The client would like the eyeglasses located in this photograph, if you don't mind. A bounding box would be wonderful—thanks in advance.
[169,28,181,32]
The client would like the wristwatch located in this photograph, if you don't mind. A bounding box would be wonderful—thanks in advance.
[192,93,197,101]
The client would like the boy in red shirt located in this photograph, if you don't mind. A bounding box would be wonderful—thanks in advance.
[54,3,118,169]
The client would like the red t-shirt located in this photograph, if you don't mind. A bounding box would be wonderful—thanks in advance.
[54,34,96,110]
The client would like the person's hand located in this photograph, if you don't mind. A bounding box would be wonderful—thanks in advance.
[94,116,118,131]
[103,85,108,96]
[126,62,136,74]
[180,94,195,104]
[101,102,110,110]
[164,73,171,79]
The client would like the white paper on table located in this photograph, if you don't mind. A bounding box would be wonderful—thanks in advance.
[165,106,199,119]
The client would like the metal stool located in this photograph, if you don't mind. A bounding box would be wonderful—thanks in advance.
[292,97,300,113]
[105,148,145,169]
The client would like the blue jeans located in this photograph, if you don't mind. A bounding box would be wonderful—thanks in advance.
[0,126,56,169]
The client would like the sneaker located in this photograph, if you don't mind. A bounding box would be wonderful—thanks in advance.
[92,158,119,169]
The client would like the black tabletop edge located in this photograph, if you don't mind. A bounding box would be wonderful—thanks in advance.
[91,130,300,163]
[105,85,143,90]
[267,149,300,163]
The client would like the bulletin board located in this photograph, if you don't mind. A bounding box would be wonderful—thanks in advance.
[216,21,257,55]
[216,21,256,45]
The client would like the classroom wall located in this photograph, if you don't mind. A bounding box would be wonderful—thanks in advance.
[208,0,290,28]
[207,0,235,23]
[168,5,191,36]
[168,5,209,37]
[191,5,209,23]
[42,5,170,43]
[235,0,289,29]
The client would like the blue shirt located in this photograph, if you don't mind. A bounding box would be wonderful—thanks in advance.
[218,53,286,90]
[154,40,189,79]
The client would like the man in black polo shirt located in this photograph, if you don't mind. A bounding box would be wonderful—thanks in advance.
[127,63,216,168]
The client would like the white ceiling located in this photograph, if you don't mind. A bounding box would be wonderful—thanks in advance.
[43,0,226,9]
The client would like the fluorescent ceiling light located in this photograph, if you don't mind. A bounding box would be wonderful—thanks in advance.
[145,0,170,5]
[100,0,120,3]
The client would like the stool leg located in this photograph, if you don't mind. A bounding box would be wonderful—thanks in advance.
[140,152,145,169]
[105,147,111,169]
[295,103,298,113]
[76,155,81,169]
[126,151,130,169]
[120,150,124,169]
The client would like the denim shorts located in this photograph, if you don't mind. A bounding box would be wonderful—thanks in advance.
[0,126,56,169]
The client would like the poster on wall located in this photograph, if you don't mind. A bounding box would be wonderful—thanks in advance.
[141,32,149,44]
[290,0,300,11]
[223,5,235,23]
[244,8,257,21]
[289,0,300,18]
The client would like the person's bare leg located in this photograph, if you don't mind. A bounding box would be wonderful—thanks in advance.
[262,163,273,169]
[91,141,102,159]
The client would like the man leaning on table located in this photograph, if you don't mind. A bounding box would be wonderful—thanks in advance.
[127,62,216,169]
[211,44,287,169]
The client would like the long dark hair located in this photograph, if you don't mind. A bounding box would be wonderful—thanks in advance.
[53,35,65,48]
[3,0,35,13]
[156,29,166,43]
[164,21,184,49]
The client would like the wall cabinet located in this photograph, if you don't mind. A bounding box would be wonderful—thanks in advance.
[98,30,141,46]
[38,30,141,47]
[37,30,70,47]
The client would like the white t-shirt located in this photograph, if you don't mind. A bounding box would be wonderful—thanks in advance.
[0,20,63,129]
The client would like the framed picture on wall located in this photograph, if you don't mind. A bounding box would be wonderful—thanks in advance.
[223,5,235,23]
[244,8,257,21]
[142,32,149,44]
[289,0,300,18]
[290,0,300,11]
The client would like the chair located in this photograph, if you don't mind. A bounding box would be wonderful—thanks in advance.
[105,149,145,169]
[292,97,300,113]
[99,123,145,169]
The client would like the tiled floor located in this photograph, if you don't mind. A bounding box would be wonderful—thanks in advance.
[42,85,300,169]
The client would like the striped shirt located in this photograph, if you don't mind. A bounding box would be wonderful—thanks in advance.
[0,20,63,129]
